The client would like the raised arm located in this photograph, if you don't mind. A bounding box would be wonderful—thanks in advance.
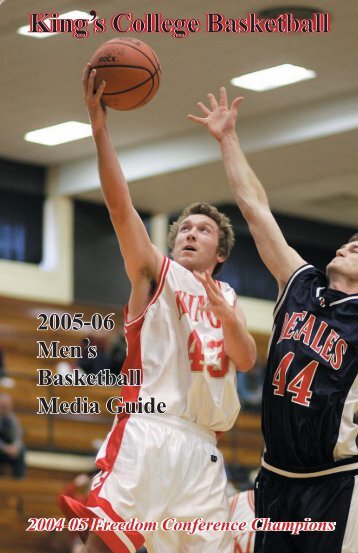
[83,65,163,317]
[188,88,305,293]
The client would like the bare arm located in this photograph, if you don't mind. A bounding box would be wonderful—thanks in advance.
[194,271,256,372]
[222,302,256,372]
[83,65,163,317]
[188,88,306,293]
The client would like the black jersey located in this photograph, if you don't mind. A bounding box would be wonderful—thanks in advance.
[262,264,358,475]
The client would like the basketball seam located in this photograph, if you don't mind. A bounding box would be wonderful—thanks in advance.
[130,78,155,109]
[103,39,160,73]
[101,66,160,98]
[92,64,154,70]
[92,39,161,110]
[111,73,155,110]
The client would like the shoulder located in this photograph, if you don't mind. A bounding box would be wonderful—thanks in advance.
[216,279,237,305]
[287,264,326,287]
[274,264,325,319]
[215,278,235,292]
[166,258,200,286]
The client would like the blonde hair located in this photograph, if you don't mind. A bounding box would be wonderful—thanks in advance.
[167,202,235,275]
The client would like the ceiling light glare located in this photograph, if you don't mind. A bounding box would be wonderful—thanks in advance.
[231,64,316,92]
[24,122,92,146]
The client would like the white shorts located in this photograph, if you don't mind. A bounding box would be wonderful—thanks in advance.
[60,413,234,552]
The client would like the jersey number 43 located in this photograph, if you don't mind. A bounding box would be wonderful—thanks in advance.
[188,330,229,377]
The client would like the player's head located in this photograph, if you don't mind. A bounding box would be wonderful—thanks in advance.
[326,233,358,287]
[168,202,235,276]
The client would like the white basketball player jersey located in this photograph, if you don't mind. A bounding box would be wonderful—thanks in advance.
[229,490,256,553]
[122,257,240,432]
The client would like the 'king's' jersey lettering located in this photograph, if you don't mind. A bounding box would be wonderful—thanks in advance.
[175,290,221,328]
[121,257,240,432]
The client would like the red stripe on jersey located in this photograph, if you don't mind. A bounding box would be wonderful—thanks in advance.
[59,495,144,552]
[60,260,172,552]
[94,496,145,551]
[118,311,144,405]
[234,541,244,553]
[247,531,255,552]
[93,415,131,474]
[234,525,255,553]
[229,493,239,516]
[67,295,147,551]
[95,302,145,472]
[93,328,143,472]
[124,256,170,327]
[248,489,255,511]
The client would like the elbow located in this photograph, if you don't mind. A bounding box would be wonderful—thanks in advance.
[238,356,256,373]
[239,198,255,219]
[108,205,133,228]
[237,338,257,373]
[241,201,266,223]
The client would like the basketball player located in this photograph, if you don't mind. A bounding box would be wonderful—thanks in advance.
[189,87,358,553]
[60,69,256,552]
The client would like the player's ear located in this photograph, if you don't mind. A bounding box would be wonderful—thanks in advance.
[216,252,226,264]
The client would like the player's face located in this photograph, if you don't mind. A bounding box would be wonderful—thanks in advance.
[326,240,358,283]
[172,214,225,274]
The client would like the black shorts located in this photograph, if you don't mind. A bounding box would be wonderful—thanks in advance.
[254,467,358,553]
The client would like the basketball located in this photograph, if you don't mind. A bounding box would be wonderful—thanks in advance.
[89,38,161,110]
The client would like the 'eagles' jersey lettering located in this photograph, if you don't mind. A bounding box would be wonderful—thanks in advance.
[293,314,315,345]
[330,339,348,370]
[277,311,348,370]
[279,311,307,341]
[311,321,328,354]
[264,265,357,470]
[321,329,339,361]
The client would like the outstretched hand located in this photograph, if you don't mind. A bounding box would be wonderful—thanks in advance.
[188,87,244,142]
[194,270,235,324]
[82,63,107,134]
